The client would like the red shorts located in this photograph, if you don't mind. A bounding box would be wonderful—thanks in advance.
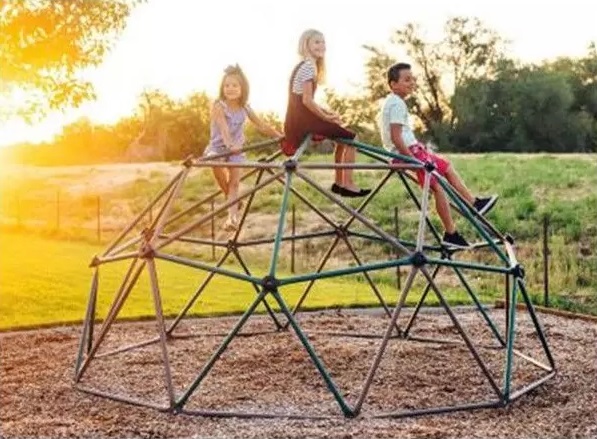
[392,143,451,189]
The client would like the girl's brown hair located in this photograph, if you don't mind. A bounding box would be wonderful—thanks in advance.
[218,64,250,106]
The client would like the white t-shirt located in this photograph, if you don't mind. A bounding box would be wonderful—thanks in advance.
[379,93,418,152]
[291,59,316,94]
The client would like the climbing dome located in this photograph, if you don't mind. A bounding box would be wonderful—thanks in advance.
[74,137,555,419]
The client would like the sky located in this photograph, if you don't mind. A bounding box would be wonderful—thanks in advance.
[1,0,597,147]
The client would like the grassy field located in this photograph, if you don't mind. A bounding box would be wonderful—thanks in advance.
[0,232,485,331]
[0,152,596,329]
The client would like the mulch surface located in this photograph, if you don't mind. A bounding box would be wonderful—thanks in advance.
[1,308,596,438]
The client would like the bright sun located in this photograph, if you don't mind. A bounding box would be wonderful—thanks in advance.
[0,117,66,148]
[0,85,114,148]
[0,87,65,147]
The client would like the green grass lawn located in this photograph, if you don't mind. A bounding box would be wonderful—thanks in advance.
[1,153,596,329]
[1,232,492,331]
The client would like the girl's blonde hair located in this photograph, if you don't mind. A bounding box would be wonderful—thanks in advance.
[298,29,326,85]
[218,64,250,107]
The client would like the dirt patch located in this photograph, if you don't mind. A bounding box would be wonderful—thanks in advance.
[0,162,181,196]
[1,309,596,438]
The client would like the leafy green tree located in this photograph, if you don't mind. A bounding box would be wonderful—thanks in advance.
[451,60,596,152]
[326,16,506,145]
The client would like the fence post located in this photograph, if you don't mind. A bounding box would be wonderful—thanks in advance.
[211,199,215,261]
[394,206,401,290]
[305,240,311,270]
[97,196,101,243]
[56,189,60,231]
[543,216,550,307]
[291,204,296,274]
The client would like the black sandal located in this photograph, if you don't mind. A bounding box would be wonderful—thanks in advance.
[331,184,371,198]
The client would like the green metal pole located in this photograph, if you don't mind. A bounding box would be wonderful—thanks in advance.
[153,170,285,252]
[268,171,293,277]
[502,278,518,401]
[452,266,506,347]
[175,288,270,408]
[285,235,341,326]
[296,170,412,257]
[426,257,511,274]
[341,138,422,166]
[420,266,503,399]
[516,278,556,370]
[166,249,232,334]
[268,289,353,417]
[232,248,284,330]
[437,178,509,265]
[291,135,312,161]
[347,231,443,252]
[155,252,262,285]
[279,257,414,286]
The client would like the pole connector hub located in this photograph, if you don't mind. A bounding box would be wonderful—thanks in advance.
[335,224,348,238]
[89,255,100,268]
[511,264,525,279]
[182,155,194,168]
[424,160,436,173]
[262,275,280,291]
[283,159,297,172]
[142,227,155,241]
[412,251,427,267]
[140,245,156,259]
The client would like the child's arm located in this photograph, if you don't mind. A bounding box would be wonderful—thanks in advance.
[390,124,414,157]
[212,102,241,151]
[246,107,283,138]
[302,81,339,123]
[321,107,342,124]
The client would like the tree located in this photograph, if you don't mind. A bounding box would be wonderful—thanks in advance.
[324,89,380,144]
[451,60,596,152]
[326,17,507,146]
[0,0,143,120]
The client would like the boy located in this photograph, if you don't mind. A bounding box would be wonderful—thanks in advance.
[378,62,498,248]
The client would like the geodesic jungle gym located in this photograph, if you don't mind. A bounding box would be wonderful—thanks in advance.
[73,136,555,419]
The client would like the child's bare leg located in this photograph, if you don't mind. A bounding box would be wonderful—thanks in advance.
[211,166,229,196]
[334,143,344,186]
[432,185,456,234]
[444,166,475,204]
[227,167,241,221]
[339,143,358,191]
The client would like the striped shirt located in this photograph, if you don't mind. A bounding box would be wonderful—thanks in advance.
[291,59,317,94]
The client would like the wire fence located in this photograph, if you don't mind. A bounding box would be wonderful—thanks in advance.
[1,189,595,315]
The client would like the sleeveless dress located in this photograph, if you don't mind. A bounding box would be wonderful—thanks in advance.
[203,100,248,162]
[282,61,356,156]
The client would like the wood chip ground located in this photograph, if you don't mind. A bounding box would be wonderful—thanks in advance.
[1,309,596,438]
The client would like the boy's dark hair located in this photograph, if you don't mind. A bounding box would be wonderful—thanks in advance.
[219,64,250,106]
[387,63,411,84]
